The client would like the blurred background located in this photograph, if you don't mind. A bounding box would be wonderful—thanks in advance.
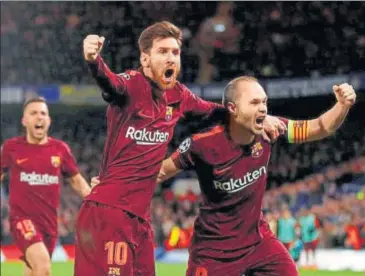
[1,1,364,273]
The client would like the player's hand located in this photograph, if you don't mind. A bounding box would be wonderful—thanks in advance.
[90,176,100,188]
[263,115,287,143]
[83,35,105,62]
[333,83,356,108]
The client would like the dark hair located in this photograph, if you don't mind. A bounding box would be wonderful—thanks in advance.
[138,21,183,53]
[23,97,47,110]
[222,76,258,107]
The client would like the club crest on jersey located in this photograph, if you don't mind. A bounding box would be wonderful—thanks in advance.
[51,156,61,168]
[165,106,173,121]
[251,142,263,158]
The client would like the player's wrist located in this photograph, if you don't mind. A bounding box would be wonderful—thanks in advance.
[335,101,351,110]
[86,54,101,64]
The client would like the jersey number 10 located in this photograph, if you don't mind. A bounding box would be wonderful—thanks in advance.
[105,241,128,266]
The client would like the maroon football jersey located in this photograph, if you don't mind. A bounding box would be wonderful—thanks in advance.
[172,124,280,258]
[1,136,79,236]
[86,56,218,219]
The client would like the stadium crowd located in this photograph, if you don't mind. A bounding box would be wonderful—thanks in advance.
[1,104,364,249]
[1,1,365,84]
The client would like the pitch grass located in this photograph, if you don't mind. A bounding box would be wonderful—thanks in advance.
[0,262,363,276]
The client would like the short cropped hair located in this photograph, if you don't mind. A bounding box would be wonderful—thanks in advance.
[23,97,47,111]
[138,21,183,53]
[222,76,258,107]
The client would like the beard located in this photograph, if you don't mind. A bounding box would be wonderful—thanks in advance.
[150,64,180,90]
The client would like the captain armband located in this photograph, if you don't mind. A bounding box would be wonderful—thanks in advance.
[287,120,310,143]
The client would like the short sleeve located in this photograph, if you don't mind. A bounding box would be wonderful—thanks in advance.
[60,142,79,178]
[171,137,196,170]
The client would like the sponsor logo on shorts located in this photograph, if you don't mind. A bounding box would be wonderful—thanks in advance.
[24,231,36,240]
[213,166,267,193]
[125,126,169,145]
[20,172,59,185]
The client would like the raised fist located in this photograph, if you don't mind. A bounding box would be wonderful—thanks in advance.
[83,35,105,61]
[333,83,357,108]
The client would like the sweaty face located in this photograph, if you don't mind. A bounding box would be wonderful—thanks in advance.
[230,81,268,136]
[22,102,51,143]
[145,37,181,90]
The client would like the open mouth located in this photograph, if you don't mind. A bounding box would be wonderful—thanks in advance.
[255,116,266,128]
[35,123,44,130]
[163,69,174,82]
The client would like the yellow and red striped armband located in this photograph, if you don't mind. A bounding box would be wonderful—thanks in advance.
[287,120,309,143]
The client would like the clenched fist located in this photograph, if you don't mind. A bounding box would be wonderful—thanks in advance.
[83,35,105,61]
[333,83,357,108]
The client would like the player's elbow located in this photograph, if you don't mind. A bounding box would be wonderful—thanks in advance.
[317,117,337,137]
[308,118,334,142]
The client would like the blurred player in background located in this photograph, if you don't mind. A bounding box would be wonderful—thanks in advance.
[277,208,297,251]
[299,207,321,268]
[157,77,356,275]
[289,226,304,266]
[0,97,91,276]
[77,21,284,276]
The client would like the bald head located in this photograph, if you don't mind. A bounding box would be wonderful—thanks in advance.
[222,76,259,107]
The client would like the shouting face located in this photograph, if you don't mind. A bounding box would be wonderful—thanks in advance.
[141,37,181,90]
[22,102,51,143]
[228,80,268,136]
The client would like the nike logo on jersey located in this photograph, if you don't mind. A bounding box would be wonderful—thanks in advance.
[16,158,28,165]
[213,166,231,175]
[137,110,153,119]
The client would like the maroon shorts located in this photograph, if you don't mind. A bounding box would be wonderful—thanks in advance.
[10,217,56,266]
[187,237,298,276]
[304,239,319,251]
[74,201,155,276]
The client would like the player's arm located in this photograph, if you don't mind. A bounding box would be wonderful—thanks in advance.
[285,83,356,143]
[61,142,91,197]
[66,173,91,198]
[180,84,220,116]
[83,35,129,102]
[157,137,195,185]
[157,157,183,185]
